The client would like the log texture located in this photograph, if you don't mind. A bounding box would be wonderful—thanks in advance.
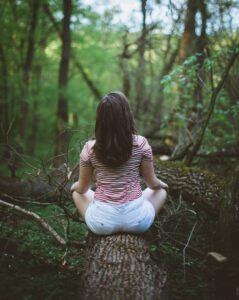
[154,160,227,216]
[80,233,167,300]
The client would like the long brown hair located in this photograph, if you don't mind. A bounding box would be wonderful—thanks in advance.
[93,91,136,167]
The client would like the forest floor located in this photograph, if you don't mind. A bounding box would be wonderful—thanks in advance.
[0,158,236,300]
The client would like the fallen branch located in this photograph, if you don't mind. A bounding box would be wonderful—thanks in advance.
[0,199,67,245]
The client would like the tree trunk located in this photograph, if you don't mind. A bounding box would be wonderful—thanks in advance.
[80,233,168,300]
[54,0,72,167]
[0,41,11,171]
[171,0,209,162]
[177,0,197,64]
[43,2,102,101]
[18,0,40,142]
[0,42,9,143]
[119,31,131,98]
[6,0,40,177]
[135,0,147,115]
[27,100,39,155]
[224,68,239,146]
[170,0,198,160]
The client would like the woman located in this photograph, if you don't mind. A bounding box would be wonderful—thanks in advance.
[71,91,168,235]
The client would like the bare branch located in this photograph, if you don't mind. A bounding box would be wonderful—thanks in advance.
[0,199,67,246]
[185,48,239,165]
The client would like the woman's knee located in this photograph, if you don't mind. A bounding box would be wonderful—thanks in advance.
[159,188,167,201]
[72,191,83,202]
[153,188,167,213]
[72,189,94,202]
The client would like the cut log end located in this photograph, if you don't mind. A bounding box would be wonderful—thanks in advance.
[80,232,168,300]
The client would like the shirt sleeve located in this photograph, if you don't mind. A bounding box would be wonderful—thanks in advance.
[80,142,93,167]
[141,137,153,162]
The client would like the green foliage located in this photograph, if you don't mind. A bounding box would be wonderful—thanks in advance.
[0,1,238,172]
[0,1,238,299]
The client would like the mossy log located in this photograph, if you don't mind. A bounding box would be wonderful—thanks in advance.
[80,232,167,300]
[0,161,228,217]
[154,159,227,216]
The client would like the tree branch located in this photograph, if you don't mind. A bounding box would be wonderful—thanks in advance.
[0,199,67,246]
[185,48,239,165]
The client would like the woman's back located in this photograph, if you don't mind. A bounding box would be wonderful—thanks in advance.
[80,135,153,203]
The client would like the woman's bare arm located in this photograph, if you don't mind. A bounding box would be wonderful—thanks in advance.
[140,160,168,189]
[71,166,93,194]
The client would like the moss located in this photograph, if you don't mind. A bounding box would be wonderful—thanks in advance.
[0,204,86,267]
[154,156,227,189]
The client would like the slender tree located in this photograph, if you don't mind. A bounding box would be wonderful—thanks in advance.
[18,0,40,142]
[54,0,72,167]
[135,0,147,115]
[172,0,209,162]
[0,42,9,144]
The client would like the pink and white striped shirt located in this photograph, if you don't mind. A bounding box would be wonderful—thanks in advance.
[80,135,153,204]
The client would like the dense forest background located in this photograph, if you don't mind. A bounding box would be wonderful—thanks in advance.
[0,0,239,299]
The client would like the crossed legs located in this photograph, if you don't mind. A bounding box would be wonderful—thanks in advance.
[72,189,94,220]
[72,187,167,220]
[143,187,167,214]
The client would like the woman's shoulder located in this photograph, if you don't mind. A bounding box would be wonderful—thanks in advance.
[82,139,96,153]
[85,138,96,147]
[133,134,149,147]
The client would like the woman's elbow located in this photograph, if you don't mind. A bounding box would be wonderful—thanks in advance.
[76,187,89,194]
[73,184,89,195]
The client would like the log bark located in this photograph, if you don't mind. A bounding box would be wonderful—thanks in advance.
[154,159,226,216]
[80,233,167,300]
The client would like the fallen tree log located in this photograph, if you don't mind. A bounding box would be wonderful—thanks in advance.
[80,233,167,300]
[0,175,56,202]
[0,161,228,216]
[154,159,227,216]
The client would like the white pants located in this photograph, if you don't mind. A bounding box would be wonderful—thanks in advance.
[85,196,155,235]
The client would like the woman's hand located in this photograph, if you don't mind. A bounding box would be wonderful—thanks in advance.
[151,179,168,190]
[159,179,168,189]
